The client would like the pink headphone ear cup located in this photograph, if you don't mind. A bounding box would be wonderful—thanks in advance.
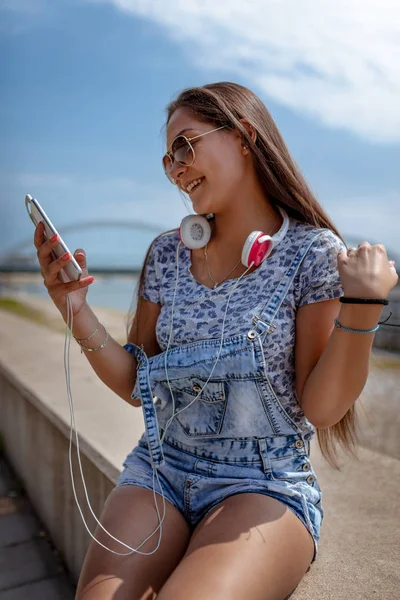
[241,231,260,267]
[260,237,274,260]
[241,210,289,267]
[179,215,212,249]
[242,231,273,267]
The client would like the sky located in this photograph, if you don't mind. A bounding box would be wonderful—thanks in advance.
[1,0,400,268]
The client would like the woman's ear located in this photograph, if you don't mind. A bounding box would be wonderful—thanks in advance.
[239,118,257,146]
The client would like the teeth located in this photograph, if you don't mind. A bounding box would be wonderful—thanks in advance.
[186,178,203,193]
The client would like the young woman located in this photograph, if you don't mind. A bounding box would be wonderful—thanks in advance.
[34,82,397,600]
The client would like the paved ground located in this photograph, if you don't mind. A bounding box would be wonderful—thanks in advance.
[0,456,75,599]
[290,442,400,599]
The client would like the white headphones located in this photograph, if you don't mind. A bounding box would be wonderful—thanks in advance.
[179,206,289,267]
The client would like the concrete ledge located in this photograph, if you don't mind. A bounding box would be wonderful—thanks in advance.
[1,307,400,597]
[0,310,144,582]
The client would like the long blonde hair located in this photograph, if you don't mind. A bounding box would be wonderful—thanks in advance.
[128,82,357,469]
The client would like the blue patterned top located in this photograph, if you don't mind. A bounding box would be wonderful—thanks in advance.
[139,215,346,435]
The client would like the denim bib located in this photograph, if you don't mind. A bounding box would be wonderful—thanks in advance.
[124,229,322,471]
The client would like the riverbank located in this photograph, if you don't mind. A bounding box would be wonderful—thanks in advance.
[0,291,130,345]
[0,272,139,314]
[2,272,400,351]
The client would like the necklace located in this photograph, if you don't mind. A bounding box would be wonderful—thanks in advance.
[204,215,279,290]
[204,245,242,289]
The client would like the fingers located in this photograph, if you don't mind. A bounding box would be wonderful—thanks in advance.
[338,242,394,273]
[75,250,86,263]
[43,250,73,285]
[73,249,88,275]
[47,247,93,286]
[33,220,45,249]
[74,251,86,266]
[339,242,397,283]
[46,276,94,302]
[34,223,93,289]
[43,248,94,290]
[356,241,371,251]
[343,242,388,258]
[35,222,61,271]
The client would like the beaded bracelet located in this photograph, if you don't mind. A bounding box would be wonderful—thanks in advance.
[339,297,389,305]
[334,318,379,334]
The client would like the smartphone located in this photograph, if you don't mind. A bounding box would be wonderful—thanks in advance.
[25,194,82,282]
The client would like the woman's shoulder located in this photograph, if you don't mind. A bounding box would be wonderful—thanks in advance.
[286,217,346,254]
[150,228,180,255]
[286,218,347,307]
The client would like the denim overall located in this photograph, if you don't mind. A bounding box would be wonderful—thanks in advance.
[117,230,324,561]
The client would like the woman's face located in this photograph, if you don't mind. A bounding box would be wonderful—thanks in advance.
[165,108,248,215]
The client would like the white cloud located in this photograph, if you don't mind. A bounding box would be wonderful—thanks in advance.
[86,0,400,143]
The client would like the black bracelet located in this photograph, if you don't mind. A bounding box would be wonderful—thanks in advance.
[340,297,389,306]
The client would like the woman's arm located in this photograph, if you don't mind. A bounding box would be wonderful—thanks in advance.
[295,242,398,429]
[70,298,161,407]
[33,218,162,407]
[295,300,383,428]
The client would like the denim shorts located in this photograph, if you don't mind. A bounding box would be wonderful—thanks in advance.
[116,438,322,562]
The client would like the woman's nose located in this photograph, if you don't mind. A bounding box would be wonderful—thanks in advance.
[169,160,188,184]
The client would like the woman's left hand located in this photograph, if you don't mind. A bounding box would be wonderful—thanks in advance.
[337,242,398,298]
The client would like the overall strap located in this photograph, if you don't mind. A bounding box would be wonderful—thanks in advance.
[123,342,165,467]
[252,230,325,336]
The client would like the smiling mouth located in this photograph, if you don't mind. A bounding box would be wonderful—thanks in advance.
[187,177,205,195]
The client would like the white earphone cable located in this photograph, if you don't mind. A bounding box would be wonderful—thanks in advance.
[63,294,166,556]
[160,241,254,444]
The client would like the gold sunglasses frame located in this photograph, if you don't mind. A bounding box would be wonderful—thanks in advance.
[163,125,227,184]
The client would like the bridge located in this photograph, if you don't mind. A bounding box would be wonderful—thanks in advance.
[1,219,399,274]
[0,219,166,273]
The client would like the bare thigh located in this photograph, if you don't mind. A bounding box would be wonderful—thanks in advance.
[75,485,191,600]
[157,493,315,600]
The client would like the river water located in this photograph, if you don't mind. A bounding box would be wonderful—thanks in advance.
[0,273,139,314]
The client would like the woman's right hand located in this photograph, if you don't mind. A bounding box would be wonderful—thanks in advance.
[34,221,95,321]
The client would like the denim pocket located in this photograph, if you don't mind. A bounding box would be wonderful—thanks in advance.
[159,377,227,437]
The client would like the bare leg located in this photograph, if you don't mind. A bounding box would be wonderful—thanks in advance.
[75,485,190,600]
[157,493,315,600]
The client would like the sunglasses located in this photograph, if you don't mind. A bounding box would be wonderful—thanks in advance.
[162,125,227,184]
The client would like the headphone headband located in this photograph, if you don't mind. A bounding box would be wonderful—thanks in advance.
[179,207,289,267]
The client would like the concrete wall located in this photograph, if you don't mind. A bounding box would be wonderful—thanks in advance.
[0,311,145,585]
[0,365,116,583]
